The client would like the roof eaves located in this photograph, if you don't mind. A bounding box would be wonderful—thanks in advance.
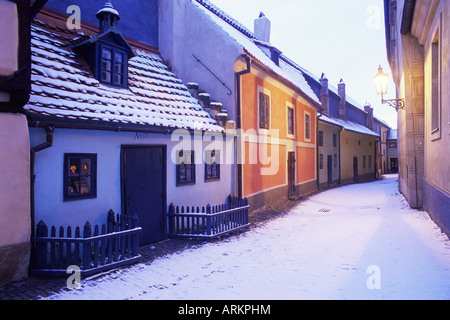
[245,50,321,109]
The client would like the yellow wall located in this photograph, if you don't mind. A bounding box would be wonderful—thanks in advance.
[340,130,377,183]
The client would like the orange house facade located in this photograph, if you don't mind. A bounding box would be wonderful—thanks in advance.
[236,56,319,212]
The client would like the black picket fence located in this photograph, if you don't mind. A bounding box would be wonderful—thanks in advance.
[168,196,250,239]
[30,210,142,276]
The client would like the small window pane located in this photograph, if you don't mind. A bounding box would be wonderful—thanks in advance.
[102,48,112,60]
[115,52,123,64]
[80,177,91,194]
[114,73,123,85]
[102,71,111,82]
[69,159,80,175]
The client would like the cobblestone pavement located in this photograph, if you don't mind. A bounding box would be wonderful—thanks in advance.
[0,198,300,300]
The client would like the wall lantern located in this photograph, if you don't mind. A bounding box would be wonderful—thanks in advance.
[373,65,405,110]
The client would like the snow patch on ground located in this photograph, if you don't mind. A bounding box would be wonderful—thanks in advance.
[44,175,450,300]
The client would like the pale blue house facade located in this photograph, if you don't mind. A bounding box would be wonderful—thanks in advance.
[26,2,233,245]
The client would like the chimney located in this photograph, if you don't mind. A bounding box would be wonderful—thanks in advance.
[364,104,374,130]
[254,12,271,43]
[338,79,346,120]
[319,73,329,115]
[96,1,120,33]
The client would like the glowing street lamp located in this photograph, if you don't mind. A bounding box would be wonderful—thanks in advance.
[373,65,405,110]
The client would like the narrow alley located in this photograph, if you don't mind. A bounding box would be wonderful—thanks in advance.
[41,175,450,300]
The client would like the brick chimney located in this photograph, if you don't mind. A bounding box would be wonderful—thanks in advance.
[338,79,346,120]
[364,104,374,130]
[254,12,271,43]
[319,73,329,115]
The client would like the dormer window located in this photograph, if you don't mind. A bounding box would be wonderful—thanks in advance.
[70,2,134,89]
[100,45,127,87]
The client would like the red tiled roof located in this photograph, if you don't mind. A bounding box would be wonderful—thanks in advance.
[25,17,223,133]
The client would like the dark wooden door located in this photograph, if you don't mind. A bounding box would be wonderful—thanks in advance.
[288,152,296,198]
[327,155,333,185]
[390,158,398,173]
[353,156,359,182]
[122,146,166,245]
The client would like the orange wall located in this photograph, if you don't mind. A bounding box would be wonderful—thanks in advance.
[240,71,317,197]
[297,146,316,182]
[243,142,286,196]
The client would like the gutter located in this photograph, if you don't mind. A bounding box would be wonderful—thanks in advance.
[400,0,416,35]
[26,113,225,137]
[235,54,251,198]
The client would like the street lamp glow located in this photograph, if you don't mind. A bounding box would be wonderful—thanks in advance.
[372,65,405,110]
[373,65,389,96]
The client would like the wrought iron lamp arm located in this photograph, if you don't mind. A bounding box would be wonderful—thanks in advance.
[381,94,405,110]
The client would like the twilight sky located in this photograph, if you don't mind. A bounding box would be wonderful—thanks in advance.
[209,0,398,129]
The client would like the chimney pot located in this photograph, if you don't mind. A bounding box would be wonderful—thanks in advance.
[338,80,346,120]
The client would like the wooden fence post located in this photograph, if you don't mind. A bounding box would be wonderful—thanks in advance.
[132,214,139,257]
[168,203,175,235]
[244,198,249,225]
[206,204,212,236]
[107,209,115,233]
[82,221,92,270]
[35,220,48,269]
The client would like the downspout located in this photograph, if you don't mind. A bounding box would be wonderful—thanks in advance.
[235,54,251,199]
[338,127,343,185]
[30,125,54,238]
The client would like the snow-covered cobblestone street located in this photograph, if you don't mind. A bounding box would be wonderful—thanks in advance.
[44,175,450,300]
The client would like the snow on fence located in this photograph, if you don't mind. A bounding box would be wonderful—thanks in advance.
[30,210,142,276]
[168,197,250,239]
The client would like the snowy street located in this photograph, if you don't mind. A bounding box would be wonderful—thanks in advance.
[44,175,450,300]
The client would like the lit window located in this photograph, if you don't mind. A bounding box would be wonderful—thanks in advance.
[64,154,97,201]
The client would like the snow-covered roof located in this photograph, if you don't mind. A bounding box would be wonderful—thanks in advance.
[194,0,320,107]
[319,114,380,137]
[388,129,397,140]
[25,20,223,133]
[285,56,391,129]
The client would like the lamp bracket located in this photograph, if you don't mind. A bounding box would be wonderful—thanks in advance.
[381,97,405,110]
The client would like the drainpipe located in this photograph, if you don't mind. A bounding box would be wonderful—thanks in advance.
[30,125,54,238]
[235,54,251,199]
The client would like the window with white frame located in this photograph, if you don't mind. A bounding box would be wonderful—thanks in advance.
[257,86,271,131]
[431,16,442,140]
[304,111,311,141]
[287,103,295,138]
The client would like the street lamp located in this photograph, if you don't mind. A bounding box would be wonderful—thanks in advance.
[373,65,405,110]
